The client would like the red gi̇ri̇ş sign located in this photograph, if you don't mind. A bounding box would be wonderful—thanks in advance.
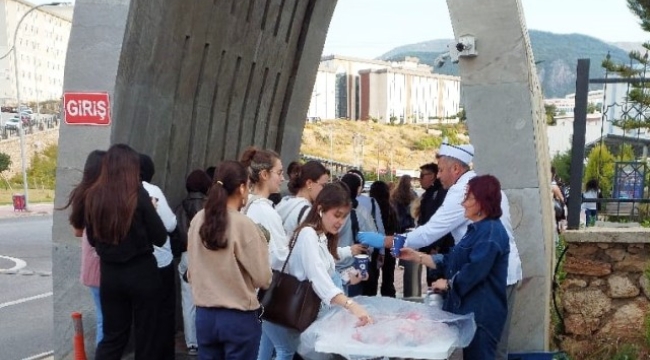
[63,92,111,126]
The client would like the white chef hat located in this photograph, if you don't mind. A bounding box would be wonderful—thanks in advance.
[438,142,474,166]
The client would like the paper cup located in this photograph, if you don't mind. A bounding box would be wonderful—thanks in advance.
[354,254,370,278]
[392,234,406,257]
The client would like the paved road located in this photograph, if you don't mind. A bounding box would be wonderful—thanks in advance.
[0,216,53,360]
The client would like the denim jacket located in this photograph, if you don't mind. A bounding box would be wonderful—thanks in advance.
[435,218,510,342]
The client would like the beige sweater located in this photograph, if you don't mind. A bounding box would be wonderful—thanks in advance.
[188,208,272,311]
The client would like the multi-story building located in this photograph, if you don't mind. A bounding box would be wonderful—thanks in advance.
[314,55,461,123]
[0,0,73,105]
[359,58,460,124]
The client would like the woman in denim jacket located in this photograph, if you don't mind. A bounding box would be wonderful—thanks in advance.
[399,174,509,359]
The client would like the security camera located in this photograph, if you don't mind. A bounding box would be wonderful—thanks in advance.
[455,35,477,58]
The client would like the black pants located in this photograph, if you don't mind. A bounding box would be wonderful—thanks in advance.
[158,262,176,360]
[380,249,396,297]
[361,250,396,297]
[96,255,162,360]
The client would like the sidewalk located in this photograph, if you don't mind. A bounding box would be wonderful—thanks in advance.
[0,203,53,219]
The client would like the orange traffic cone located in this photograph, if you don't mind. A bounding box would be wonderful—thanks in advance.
[71,312,87,360]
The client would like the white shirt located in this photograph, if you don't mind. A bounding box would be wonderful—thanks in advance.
[582,189,598,211]
[405,170,523,285]
[142,181,177,268]
[286,227,343,304]
[357,195,385,234]
[275,196,312,237]
[245,196,290,270]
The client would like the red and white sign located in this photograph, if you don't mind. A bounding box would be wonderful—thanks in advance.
[63,92,111,126]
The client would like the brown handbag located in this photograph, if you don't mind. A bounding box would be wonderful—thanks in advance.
[259,230,321,332]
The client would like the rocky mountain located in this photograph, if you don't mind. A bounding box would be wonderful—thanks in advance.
[379,30,635,98]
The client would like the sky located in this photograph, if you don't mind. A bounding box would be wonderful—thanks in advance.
[323,0,650,58]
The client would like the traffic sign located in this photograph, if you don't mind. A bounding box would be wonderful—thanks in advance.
[63,92,111,126]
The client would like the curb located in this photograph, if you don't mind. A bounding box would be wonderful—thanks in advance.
[0,203,54,219]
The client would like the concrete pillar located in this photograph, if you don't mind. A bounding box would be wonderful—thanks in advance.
[54,0,337,358]
[52,1,131,357]
[446,0,554,352]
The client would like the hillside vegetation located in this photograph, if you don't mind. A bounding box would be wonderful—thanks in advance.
[380,30,631,98]
[299,120,468,171]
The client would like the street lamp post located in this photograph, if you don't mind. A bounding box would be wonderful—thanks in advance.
[13,2,69,210]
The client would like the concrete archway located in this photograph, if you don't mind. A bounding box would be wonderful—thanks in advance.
[53,0,552,357]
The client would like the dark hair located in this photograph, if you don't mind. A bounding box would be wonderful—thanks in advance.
[466,175,502,219]
[419,163,438,174]
[186,169,212,195]
[205,166,216,180]
[294,182,351,260]
[62,150,106,229]
[287,160,330,195]
[586,179,599,191]
[268,193,282,206]
[139,153,155,183]
[347,169,365,187]
[391,175,415,207]
[239,146,280,184]
[200,161,248,250]
[85,144,141,244]
[287,161,301,180]
[340,173,361,208]
[369,181,399,235]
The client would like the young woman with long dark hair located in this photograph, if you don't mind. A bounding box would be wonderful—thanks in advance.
[261,183,373,359]
[187,160,272,360]
[83,144,168,360]
[62,150,106,346]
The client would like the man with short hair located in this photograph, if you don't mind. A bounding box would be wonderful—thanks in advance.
[416,162,455,286]
[359,142,522,360]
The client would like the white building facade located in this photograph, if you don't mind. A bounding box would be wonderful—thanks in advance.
[0,0,72,105]
[313,55,461,123]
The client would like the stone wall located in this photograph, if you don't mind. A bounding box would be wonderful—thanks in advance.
[561,229,650,353]
[0,128,60,178]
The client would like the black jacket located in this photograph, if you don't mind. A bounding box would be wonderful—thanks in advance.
[87,187,167,263]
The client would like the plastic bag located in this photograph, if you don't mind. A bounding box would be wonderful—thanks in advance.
[299,296,476,360]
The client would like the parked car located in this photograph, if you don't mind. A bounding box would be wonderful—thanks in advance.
[4,118,21,130]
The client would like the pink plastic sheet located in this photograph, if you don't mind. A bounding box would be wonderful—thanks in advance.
[299,296,476,360]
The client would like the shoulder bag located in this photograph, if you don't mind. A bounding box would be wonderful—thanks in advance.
[259,229,321,332]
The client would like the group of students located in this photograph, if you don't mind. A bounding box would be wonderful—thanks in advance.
[65,141,524,360]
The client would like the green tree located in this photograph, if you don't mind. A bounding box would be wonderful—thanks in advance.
[0,152,10,174]
[11,144,58,189]
[0,152,11,190]
[544,104,557,125]
[587,102,598,114]
[551,149,572,183]
[617,143,636,161]
[584,144,615,197]
[600,0,650,132]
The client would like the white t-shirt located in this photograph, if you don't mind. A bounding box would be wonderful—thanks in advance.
[245,196,289,270]
[142,181,177,268]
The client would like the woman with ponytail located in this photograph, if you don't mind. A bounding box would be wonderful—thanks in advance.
[187,160,272,359]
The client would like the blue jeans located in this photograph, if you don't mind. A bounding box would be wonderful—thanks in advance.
[196,307,262,360]
[256,331,274,360]
[258,321,300,360]
[585,209,597,227]
[89,286,103,345]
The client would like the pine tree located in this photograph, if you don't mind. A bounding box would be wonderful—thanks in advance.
[584,144,615,197]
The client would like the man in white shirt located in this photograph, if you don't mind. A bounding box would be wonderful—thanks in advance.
[360,142,523,360]
[140,154,177,360]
